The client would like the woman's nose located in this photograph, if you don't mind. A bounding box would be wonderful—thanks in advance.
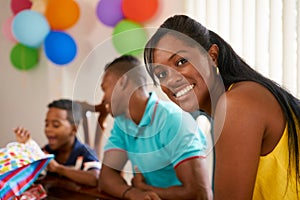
[163,68,183,88]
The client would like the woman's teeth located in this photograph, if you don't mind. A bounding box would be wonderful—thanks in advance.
[175,84,194,97]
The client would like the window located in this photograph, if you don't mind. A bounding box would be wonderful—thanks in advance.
[185,0,300,97]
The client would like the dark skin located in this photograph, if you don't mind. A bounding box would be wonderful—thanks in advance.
[152,34,286,199]
[132,158,212,200]
[14,107,99,187]
[100,152,161,200]
[79,100,108,130]
[95,102,109,130]
[99,67,212,200]
[99,69,161,200]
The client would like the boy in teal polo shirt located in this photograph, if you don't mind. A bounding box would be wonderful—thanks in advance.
[99,55,212,200]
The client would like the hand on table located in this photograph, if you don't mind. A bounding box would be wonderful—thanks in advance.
[131,166,147,190]
[125,188,161,200]
[144,192,161,200]
[135,191,161,200]
[130,167,161,199]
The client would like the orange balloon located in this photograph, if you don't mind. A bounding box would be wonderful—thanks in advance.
[122,0,158,23]
[45,0,80,30]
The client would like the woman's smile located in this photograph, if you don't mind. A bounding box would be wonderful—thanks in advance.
[174,83,195,98]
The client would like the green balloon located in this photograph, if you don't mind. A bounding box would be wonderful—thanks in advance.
[10,43,39,70]
[112,20,147,56]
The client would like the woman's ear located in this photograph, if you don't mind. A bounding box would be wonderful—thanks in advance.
[208,44,219,66]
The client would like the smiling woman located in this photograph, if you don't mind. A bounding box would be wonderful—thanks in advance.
[144,14,300,200]
[149,33,221,114]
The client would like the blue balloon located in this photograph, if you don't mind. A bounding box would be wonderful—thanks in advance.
[44,31,77,65]
[96,0,124,27]
[12,10,50,48]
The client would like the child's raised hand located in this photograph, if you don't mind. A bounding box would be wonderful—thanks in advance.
[14,126,31,144]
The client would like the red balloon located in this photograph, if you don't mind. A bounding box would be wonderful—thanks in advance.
[122,0,158,23]
[10,0,32,15]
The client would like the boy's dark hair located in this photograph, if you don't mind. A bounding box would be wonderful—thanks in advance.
[105,55,147,86]
[105,55,140,71]
[48,99,82,126]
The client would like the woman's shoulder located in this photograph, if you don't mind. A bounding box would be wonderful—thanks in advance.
[223,81,279,111]
[216,81,286,154]
[227,81,269,97]
[216,81,284,131]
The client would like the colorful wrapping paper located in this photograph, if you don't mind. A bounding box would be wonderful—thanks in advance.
[0,140,53,199]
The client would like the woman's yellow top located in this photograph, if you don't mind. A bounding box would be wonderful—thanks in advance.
[253,124,298,199]
[228,83,298,199]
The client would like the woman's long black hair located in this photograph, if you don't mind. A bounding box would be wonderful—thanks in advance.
[144,14,300,195]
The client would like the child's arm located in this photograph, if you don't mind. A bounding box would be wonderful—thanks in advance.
[14,126,31,144]
[46,159,100,187]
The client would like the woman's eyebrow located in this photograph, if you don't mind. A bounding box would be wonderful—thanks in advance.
[168,50,187,61]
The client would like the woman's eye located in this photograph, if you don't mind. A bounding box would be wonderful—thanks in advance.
[177,58,188,66]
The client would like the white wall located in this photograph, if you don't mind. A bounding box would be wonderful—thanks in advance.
[0,0,186,147]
